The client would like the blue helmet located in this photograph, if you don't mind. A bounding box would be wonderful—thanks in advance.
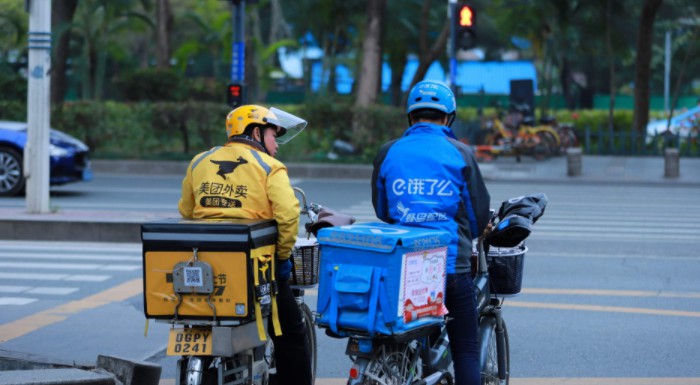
[406,80,457,126]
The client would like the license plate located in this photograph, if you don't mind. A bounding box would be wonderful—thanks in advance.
[166,327,213,356]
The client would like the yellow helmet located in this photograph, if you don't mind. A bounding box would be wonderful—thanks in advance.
[225,105,275,139]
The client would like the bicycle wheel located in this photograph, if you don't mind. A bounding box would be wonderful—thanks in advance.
[300,302,317,383]
[481,320,509,385]
[559,126,580,151]
[360,341,421,385]
[531,131,556,160]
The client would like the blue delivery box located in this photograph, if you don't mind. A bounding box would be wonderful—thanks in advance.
[316,222,451,336]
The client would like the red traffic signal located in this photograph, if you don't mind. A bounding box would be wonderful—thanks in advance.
[458,4,474,28]
[454,2,477,50]
[227,84,244,108]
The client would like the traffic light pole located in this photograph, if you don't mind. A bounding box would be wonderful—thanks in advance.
[25,0,51,214]
[228,0,245,107]
[447,0,457,94]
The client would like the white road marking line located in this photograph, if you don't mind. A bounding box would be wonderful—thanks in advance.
[0,285,79,295]
[0,297,38,305]
[0,285,31,293]
[26,287,80,295]
[101,265,141,271]
[64,275,111,282]
[0,262,139,271]
[0,252,141,262]
[0,272,110,282]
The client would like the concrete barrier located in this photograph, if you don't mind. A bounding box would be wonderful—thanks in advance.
[664,148,680,178]
[566,147,582,177]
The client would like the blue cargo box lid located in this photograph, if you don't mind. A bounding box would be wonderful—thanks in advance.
[317,222,451,253]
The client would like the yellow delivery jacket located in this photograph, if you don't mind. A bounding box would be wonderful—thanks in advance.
[178,142,299,260]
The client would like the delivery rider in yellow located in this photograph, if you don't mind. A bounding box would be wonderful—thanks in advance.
[178,105,312,385]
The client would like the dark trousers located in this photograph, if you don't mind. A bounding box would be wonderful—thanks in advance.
[445,273,480,385]
[268,278,312,385]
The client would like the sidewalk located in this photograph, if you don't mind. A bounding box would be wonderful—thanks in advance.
[1,154,699,244]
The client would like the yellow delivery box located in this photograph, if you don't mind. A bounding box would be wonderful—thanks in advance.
[141,218,277,322]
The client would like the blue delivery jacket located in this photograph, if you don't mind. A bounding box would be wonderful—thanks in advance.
[371,122,491,274]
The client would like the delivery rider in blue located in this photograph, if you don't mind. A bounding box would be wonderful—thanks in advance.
[371,80,491,385]
[179,105,312,385]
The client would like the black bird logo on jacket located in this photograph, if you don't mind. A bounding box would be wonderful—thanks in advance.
[210,156,248,179]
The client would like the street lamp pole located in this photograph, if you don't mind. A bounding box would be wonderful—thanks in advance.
[25,0,51,214]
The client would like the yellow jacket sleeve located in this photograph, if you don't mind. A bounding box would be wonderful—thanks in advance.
[178,160,195,218]
[266,164,299,260]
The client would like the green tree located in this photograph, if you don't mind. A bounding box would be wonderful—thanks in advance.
[287,0,365,97]
[171,0,230,77]
[70,0,153,100]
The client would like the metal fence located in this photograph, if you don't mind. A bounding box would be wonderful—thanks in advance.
[453,119,700,158]
[582,126,700,157]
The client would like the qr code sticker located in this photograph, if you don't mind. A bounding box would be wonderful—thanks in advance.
[184,267,203,287]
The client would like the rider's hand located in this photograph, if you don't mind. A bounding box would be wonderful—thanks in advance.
[277,258,293,281]
[480,223,494,241]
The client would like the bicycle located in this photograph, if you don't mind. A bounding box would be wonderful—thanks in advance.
[480,102,560,162]
[318,194,547,385]
[537,115,580,154]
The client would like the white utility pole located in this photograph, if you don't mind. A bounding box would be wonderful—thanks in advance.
[25,0,52,213]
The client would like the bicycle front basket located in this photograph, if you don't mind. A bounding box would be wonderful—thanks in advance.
[289,238,320,288]
[486,244,527,296]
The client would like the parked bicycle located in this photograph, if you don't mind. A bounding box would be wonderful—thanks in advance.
[316,194,548,385]
[479,102,560,162]
[536,115,580,154]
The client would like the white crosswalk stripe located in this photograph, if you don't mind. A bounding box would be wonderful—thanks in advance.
[0,241,141,306]
[0,262,141,271]
[0,298,37,305]
[336,183,700,243]
[0,285,79,295]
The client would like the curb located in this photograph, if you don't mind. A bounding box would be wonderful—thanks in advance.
[0,352,161,385]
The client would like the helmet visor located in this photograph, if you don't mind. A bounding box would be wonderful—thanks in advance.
[264,107,307,144]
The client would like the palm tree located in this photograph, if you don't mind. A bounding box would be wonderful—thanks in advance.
[70,0,152,100]
[172,0,230,77]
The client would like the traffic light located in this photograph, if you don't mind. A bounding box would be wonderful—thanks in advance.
[227,84,244,108]
[454,2,477,50]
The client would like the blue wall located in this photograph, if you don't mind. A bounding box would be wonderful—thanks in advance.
[309,59,537,95]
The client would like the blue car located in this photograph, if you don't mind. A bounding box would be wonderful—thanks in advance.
[0,120,92,196]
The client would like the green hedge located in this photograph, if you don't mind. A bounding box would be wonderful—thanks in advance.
[0,100,672,162]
